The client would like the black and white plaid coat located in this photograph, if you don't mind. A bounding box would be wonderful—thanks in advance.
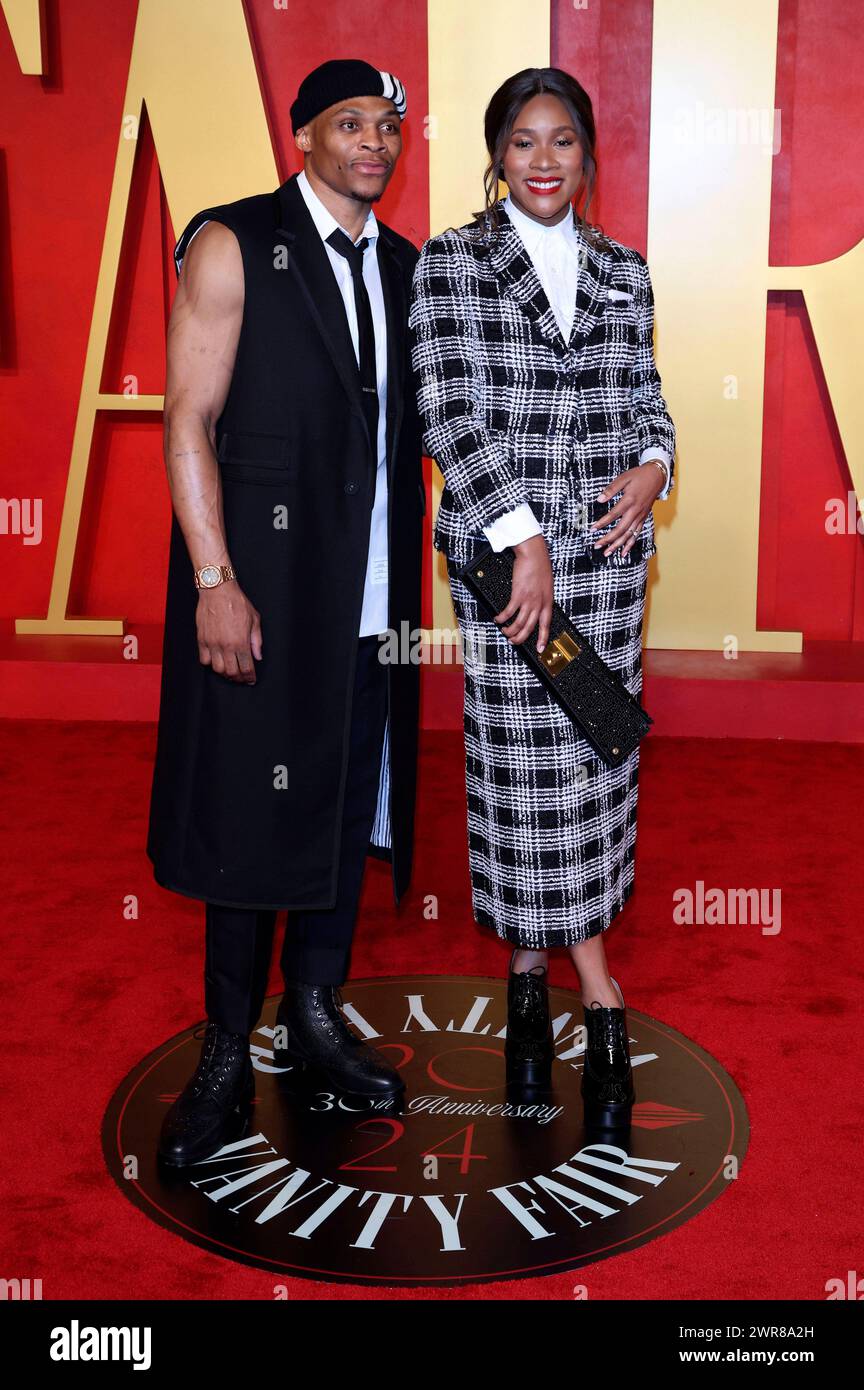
[408,201,677,948]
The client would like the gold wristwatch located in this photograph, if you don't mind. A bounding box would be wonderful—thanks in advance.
[194,563,237,591]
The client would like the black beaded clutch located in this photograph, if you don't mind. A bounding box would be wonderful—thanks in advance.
[456,545,653,768]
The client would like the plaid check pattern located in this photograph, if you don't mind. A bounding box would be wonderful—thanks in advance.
[409,202,676,946]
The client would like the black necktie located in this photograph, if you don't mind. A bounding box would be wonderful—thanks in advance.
[326,227,378,449]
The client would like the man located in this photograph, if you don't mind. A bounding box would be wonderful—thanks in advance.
[147,59,424,1167]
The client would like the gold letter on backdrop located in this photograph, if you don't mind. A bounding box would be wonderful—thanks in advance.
[0,0,42,75]
[648,0,860,651]
[15,0,276,634]
[13,0,863,648]
[427,0,862,653]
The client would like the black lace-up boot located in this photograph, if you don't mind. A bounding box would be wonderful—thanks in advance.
[273,983,404,1096]
[157,1022,254,1167]
[581,975,635,1127]
[505,953,554,1087]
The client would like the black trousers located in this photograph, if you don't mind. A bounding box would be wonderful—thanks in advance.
[204,634,388,1036]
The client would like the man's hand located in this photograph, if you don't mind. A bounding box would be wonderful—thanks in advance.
[492,533,554,655]
[196,582,263,684]
[591,462,665,556]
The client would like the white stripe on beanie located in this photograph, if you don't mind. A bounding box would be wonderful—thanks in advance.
[379,69,407,116]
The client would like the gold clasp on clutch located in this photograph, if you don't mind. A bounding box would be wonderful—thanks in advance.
[540,630,580,675]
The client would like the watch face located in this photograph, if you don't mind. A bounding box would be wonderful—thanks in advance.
[199,566,221,588]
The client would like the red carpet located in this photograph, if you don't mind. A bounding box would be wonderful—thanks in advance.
[0,720,860,1300]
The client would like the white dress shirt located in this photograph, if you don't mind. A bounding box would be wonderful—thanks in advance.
[295,170,389,637]
[481,192,672,554]
[186,169,390,637]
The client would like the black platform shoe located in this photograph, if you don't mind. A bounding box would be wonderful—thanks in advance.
[581,976,635,1128]
[157,1021,254,1168]
[272,983,404,1096]
[505,953,555,1088]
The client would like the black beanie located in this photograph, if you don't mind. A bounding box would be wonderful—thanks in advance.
[290,59,407,134]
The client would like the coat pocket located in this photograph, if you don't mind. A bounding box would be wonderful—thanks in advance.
[217,431,298,485]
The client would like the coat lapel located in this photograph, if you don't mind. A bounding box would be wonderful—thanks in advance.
[488,200,612,355]
[273,174,369,442]
[375,228,406,480]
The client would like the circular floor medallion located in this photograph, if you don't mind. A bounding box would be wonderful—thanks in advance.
[102,976,749,1287]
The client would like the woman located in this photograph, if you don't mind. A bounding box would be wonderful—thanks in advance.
[408,68,676,1126]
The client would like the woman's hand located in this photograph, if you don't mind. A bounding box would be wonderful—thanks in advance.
[196,582,263,684]
[591,461,666,556]
[493,534,555,655]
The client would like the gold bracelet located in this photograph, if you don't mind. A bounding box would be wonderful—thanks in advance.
[645,458,669,490]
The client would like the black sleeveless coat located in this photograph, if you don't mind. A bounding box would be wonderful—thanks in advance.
[147,173,424,910]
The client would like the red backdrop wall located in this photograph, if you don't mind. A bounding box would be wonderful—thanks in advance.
[1,0,862,645]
